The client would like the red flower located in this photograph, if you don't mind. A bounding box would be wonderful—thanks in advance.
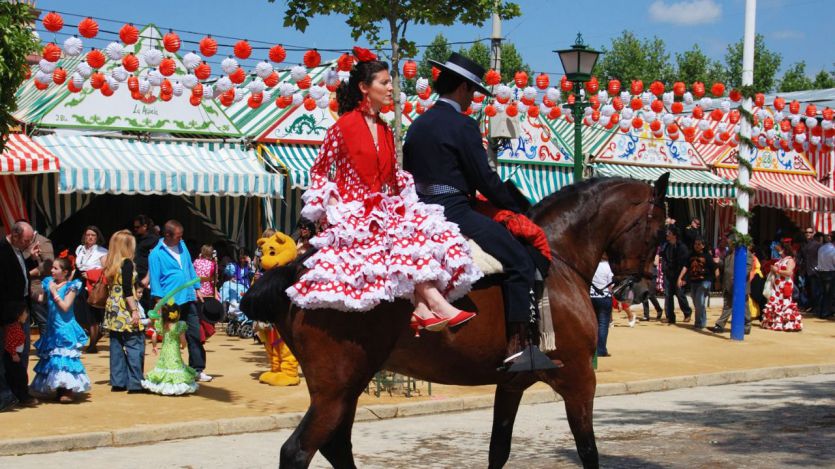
[352,46,377,63]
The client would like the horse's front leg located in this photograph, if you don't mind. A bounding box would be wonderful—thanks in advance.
[547,361,599,469]
[488,380,534,468]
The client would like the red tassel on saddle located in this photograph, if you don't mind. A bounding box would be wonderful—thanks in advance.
[472,195,552,262]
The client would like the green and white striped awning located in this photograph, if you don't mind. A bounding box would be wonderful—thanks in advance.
[261,143,318,189]
[591,164,735,199]
[35,135,283,197]
[497,163,574,204]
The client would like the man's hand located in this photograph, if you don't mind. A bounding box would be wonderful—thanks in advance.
[196,290,204,303]
[11,353,20,363]
[30,241,41,259]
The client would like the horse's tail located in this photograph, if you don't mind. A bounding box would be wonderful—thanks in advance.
[241,262,300,323]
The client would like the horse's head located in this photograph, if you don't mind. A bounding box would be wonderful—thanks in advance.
[605,173,669,302]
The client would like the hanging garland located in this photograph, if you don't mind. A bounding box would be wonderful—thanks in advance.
[729,85,758,247]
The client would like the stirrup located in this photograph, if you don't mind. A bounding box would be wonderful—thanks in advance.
[498,344,562,372]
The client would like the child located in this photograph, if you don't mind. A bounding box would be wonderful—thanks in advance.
[220,263,248,319]
[141,303,198,395]
[3,309,39,407]
[31,257,91,403]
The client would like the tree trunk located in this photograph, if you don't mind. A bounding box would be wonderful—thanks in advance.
[388,8,404,165]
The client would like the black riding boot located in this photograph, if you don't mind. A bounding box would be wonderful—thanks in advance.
[500,321,561,372]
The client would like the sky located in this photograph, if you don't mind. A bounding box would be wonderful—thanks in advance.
[33,0,834,80]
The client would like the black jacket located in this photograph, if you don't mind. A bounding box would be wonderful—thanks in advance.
[134,233,159,278]
[662,241,690,278]
[403,100,522,212]
[0,237,37,303]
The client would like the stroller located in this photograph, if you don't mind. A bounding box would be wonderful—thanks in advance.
[220,263,253,338]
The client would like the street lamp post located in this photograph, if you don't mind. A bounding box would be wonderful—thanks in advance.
[555,33,601,182]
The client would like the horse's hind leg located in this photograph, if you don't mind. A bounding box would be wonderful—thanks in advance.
[545,365,599,469]
[318,393,360,468]
[488,381,534,468]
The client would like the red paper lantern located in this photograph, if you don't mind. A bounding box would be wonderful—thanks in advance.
[432,66,441,81]
[194,62,211,80]
[805,104,818,117]
[789,100,800,114]
[264,71,279,88]
[763,117,774,130]
[520,95,535,106]
[326,81,338,92]
[548,106,562,120]
[667,124,679,135]
[794,123,806,134]
[703,128,715,140]
[86,49,106,69]
[673,81,686,97]
[711,82,725,97]
[632,117,643,129]
[101,83,114,97]
[120,23,139,44]
[403,101,413,114]
[122,53,139,72]
[527,105,539,117]
[42,12,64,32]
[296,75,312,89]
[403,60,417,79]
[159,90,171,101]
[67,80,81,93]
[485,69,501,86]
[823,108,833,121]
[560,75,573,92]
[710,108,723,121]
[612,96,624,111]
[191,83,204,100]
[269,45,286,63]
[163,31,181,53]
[649,80,664,96]
[755,93,766,108]
[535,73,550,90]
[473,93,486,103]
[189,95,202,106]
[337,53,354,72]
[484,104,497,117]
[692,81,705,98]
[496,95,510,105]
[131,90,142,100]
[418,86,432,100]
[728,109,740,124]
[514,71,528,88]
[275,95,292,108]
[200,36,218,57]
[773,97,786,111]
[303,49,321,68]
[248,92,264,108]
[42,43,61,62]
[630,80,643,95]
[90,72,105,89]
[630,97,643,111]
[329,98,339,113]
[34,80,49,91]
[156,57,174,76]
[566,94,575,105]
[233,40,252,60]
[416,103,425,115]
[78,17,98,38]
[729,89,742,102]
[692,105,704,119]
[160,79,172,95]
[671,101,684,114]
[52,68,67,85]
[220,90,235,106]
[542,97,555,108]
[504,103,518,117]
[650,100,664,113]
[229,67,246,84]
[650,120,662,132]
[303,97,316,111]
[127,75,139,92]
[584,76,599,94]
[607,79,621,95]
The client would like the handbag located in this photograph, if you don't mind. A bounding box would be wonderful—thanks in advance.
[87,274,108,308]
[762,272,774,299]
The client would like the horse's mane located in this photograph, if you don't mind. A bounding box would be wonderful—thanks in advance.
[528,176,637,220]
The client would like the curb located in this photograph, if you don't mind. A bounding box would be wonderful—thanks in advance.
[2,363,834,456]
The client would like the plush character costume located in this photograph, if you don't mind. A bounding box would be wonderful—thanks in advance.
[255,231,301,386]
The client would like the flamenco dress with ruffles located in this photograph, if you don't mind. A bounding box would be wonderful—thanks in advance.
[286,109,482,312]
[761,256,803,331]
[31,277,91,394]
[141,321,198,395]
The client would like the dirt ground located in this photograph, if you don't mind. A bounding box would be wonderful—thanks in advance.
[3,304,834,440]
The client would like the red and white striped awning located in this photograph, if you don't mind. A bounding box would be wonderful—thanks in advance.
[714,167,835,213]
[1,134,60,174]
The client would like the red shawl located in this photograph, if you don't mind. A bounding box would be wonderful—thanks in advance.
[336,109,396,193]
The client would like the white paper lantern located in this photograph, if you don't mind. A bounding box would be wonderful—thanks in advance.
[141,48,163,67]
[291,92,303,107]
[138,78,151,94]
[337,70,350,82]
[147,70,163,86]
[494,102,506,113]
[806,117,818,129]
[325,69,339,87]
[620,118,632,131]
[717,123,728,133]
[599,115,611,127]
[63,36,83,56]
[774,111,785,122]
[278,82,295,97]
[699,97,712,109]
[733,124,740,134]
[473,101,485,113]
[751,126,761,137]
[308,84,327,100]
[601,104,615,117]
[76,62,92,78]
[522,86,537,101]
[34,70,51,85]
[203,84,216,99]
[105,42,124,61]
[795,133,806,144]
[473,91,484,102]
[622,108,634,120]
[105,75,120,91]
[399,92,407,104]
[822,120,834,131]
[662,92,674,105]
[496,84,512,100]
[765,129,776,140]
[416,77,429,94]
[641,91,653,106]
[172,80,184,97]
[247,79,266,95]
[620,91,630,102]
[662,113,675,126]
[290,65,307,82]
[720,100,731,114]
[316,95,330,109]
[756,109,768,120]
[183,52,201,71]
[698,119,710,131]
[255,61,273,79]
[221,57,239,75]
[597,90,609,103]
[420,97,433,108]
[38,59,56,74]
[182,74,198,89]
[546,87,560,103]
[810,135,821,146]
[644,111,657,123]
[233,87,245,103]
[111,66,129,82]
[683,92,694,105]
[215,76,233,92]
[262,90,273,102]
[791,115,801,126]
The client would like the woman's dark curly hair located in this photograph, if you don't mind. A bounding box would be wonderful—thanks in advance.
[336,60,389,115]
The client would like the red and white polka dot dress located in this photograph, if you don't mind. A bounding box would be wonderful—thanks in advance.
[286,115,482,312]
[761,256,803,331]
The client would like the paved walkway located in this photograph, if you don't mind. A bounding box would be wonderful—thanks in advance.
[1,305,834,454]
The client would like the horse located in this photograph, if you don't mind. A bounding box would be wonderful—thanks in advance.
[242,174,670,468]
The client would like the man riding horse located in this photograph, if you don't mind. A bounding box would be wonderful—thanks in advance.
[404,53,557,372]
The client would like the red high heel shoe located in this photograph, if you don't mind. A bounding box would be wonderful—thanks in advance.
[446,310,476,328]
[409,315,450,337]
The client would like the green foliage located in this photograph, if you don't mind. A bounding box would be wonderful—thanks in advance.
[813,68,835,90]
[0,2,39,151]
[778,61,814,92]
[418,34,453,81]
[675,44,725,85]
[458,40,529,85]
[724,34,782,92]
[595,31,674,84]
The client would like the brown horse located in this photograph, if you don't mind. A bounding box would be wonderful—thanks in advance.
[242,174,669,468]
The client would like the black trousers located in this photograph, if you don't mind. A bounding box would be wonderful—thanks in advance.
[2,352,30,401]
[420,193,535,323]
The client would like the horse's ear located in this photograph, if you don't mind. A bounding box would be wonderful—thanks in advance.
[653,172,670,203]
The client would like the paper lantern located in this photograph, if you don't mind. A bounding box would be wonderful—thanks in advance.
[78,17,98,38]
[629,97,643,111]
[160,79,172,95]
[823,108,833,121]
[669,101,683,114]
[119,23,139,44]
[548,106,562,120]
[485,69,501,86]
[230,40,251,60]
[34,80,49,91]
[159,57,176,76]
[632,117,643,129]
[248,92,264,108]
[606,79,621,96]
[335,53,352,73]
[163,31,181,53]
[194,62,211,80]
[753,93,765,108]
[692,105,704,119]
[269,44,287,63]
[728,109,740,124]
[127,75,139,92]
[121,53,139,72]
[275,95,292,108]
[101,83,115,97]
[296,75,312,89]
[191,82,204,99]
[159,90,171,101]
[566,94,575,105]
[85,49,106,69]
[189,94,202,106]
[51,67,67,85]
[200,36,218,57]
[473,91,486,103]
[402,101,413,114]
[104,42,125,62]
[62,36,83,57]
[710,108,723,121]
[42,43,62,62]
[771,96,785,111]
[669,81,685,97]
[650,120,662,132]
[304,49,322,68]
[398,60,416,80]
[728,89,742,102]
[217,89,233,106]
[417,86,432,101]
[711,82,725,97]
[483,104,497,117]
[691,81,705,98]
[560,75,573,92]
[90,72,105,89]
[527,104,539,117]
[789,99,800,114]
[763,117,774,130]
[805,104,817,117]
[229,67,246,84]
[650,100,664,113]
[264,71,279,88]
[432,66,441,81]
[502,103,517,117]
[298,96,314,111]
[585,76,599,94]
[630,80,643,95]
[513,71,528,88]
[67,80,81,93]
[535,73,550,90]
[42,11,64,32]
[649,80,664,96]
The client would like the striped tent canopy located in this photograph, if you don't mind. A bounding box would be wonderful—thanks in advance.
[497,162,573,204]
[713,167,835,213]
[1,134,60,174]
[260,143,318,189]
[34,134,283,197]
[592,164,735,199]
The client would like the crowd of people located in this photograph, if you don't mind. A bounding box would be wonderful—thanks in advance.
[0,215,316,412]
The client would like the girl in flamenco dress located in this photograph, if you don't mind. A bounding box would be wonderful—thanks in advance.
[761,240,803,331]
[286,47,482,334]
[31,257,91,403]
[141,301,198,395]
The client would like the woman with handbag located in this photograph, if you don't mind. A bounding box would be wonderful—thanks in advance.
[74,226,108,353]
[761,240,803,331]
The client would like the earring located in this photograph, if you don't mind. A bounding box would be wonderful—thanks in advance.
[359,93,373,115]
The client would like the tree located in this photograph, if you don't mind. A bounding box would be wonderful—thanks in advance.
[458,40,530,84]
[812,69,835,90]
[0,2,39,152]
[277,0,521,160]
[779,61,814,92]
[675,44,725,86]
[595,31,674,84]
[724,34,782,92]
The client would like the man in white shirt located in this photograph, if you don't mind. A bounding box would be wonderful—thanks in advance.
[590,255,614,357]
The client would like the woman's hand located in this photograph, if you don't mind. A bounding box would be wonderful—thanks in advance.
[131,311,140,326]
[327,196,338,206]
[152,345,159,356]
[49,283,59,295]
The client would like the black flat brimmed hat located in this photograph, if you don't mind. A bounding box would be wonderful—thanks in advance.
[429,52,492,97]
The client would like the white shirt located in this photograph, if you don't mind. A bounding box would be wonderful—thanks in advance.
[818,242,835,272]
[75,244,108,272]
[163,243,182,267]
[438,97,462,113]
[590,260,613,297]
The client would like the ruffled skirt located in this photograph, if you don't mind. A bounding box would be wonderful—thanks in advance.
[31,326,91,394]
[142,364,198,395]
